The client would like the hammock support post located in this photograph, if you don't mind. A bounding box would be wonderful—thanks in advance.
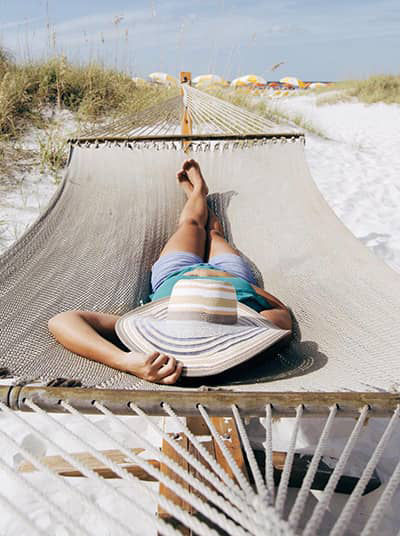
[180,71,192,152]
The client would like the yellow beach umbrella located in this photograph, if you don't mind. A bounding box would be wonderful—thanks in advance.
[280,76,305,88]
[232,74,267,87]
[148,72,178,86]
[230,77,247,87]
[241,74,267,86]
[193,74,225,87]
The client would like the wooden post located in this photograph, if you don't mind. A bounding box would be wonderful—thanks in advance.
[158,433,192,535]
[180,71,192,153]
[211,417,249,483]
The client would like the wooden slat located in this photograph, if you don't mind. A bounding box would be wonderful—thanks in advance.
[18,448,160,482]
[17,448,159,480]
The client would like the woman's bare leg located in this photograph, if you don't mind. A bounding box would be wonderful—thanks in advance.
[175,160,238,260]
[160,159,209,258]
[206,210,238,260]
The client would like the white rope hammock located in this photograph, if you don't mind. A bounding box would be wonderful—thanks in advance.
[77,83,298,140]
[1,82,399,534]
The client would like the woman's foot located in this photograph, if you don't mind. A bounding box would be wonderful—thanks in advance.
[177,159,209,197]
[176,168,194,197]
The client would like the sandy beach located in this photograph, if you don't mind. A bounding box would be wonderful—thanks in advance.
[0,93,399,534]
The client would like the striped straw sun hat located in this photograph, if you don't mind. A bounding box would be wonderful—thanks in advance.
[116,278,289,377]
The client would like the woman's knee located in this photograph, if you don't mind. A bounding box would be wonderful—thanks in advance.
[178,217,205,229]
[48,310,80,333]
[208,228,224,240]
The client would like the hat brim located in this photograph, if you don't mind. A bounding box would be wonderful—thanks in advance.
[116,298,290,377]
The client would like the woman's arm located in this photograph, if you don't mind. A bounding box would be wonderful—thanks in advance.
[259,308,292,331]
[251,285,292,331]
[251,284,287,309]
[48,310,182,384]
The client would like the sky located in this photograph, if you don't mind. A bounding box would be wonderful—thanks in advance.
[0,0,399,81]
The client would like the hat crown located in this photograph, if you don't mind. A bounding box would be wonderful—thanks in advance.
[167,278,238,325]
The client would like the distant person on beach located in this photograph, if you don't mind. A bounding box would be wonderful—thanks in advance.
[48,159,292,384]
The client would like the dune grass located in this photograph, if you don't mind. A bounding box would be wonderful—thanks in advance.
[0,50,176,140]
[316,74,400,106]
[0,48,177,183]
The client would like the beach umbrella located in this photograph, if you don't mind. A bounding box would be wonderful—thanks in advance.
[193,74,226,87]
[231,74,267,87]
[148,72,178,86]
[309,82,327,89]
[280,76,305,88]
[132,77,147,85]
[230,77,247,87]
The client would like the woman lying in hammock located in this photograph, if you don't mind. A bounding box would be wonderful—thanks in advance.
[48,159,292,385]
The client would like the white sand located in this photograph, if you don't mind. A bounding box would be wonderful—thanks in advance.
[0,109,77,253]
[267,93,400,273]
[0,96,399,534]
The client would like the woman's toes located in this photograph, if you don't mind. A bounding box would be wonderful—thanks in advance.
[182,159,193,171]
[177,170,187,181]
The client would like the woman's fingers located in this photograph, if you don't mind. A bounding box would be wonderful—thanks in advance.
[152,353,171,368]
[153,355,181,380]
[160,362,184,384]
[155,356,176,377]
[142,353,183,384]
[145,351,161,364]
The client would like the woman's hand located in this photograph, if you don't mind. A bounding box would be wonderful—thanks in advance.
[122,351,183,385]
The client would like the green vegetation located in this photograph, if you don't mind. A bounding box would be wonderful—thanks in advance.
[315,91,353,106]
[316,74,400,106]
[0,49,177,139]
[0,47,177,186]
[37,128,69,183]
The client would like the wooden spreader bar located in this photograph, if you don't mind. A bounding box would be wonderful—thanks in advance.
[69,132,304,144]
[2,386,399,417]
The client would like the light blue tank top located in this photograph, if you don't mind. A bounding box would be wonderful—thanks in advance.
[149,264,273,313]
